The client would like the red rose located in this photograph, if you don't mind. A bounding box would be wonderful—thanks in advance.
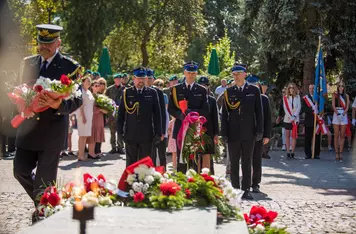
[201,173,215,184]
[40,193,49,205]
[133,192,145,203]
[188,178,195,183]
[185,188,191,198]
[48,192,61,207]
[34,85,43,93]
[159,182,181,196]
[60,74,71,86]
[244,213,250,224]
[264,211,278,223]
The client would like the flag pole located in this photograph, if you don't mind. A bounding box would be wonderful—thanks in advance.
[312,36,322,159]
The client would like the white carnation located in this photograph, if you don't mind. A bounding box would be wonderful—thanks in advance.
[255,224,265,233]
[144,175,154,185]
[201,168,210,174]
[142,183,149,192]
[132,182,141,192]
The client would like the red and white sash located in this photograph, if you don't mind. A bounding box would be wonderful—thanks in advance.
[338,94,346,110]
[283,95,298,138]
[303,95,328,135]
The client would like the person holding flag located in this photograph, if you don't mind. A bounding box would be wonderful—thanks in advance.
[332,81,349,162]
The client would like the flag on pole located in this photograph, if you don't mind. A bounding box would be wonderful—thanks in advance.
[313,47,327,114]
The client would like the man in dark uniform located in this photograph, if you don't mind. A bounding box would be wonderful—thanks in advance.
[168,61,209,173]
[221,64,263,200]
[197,76,219,174]
[146,68,167,168]
[117,67,162,166]
[13,24,82,221]
[106,73,125,154]
[302,84,321,159]
[246,75,272,194]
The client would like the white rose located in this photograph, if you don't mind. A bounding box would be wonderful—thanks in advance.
[153,171,163,179]
[129,189,135,197]
[144,175,154,185]
[147,168,156,176]
[255,224,265,233]
[201,168,210,174]
[186,169,197,178]
[126,174,136,185]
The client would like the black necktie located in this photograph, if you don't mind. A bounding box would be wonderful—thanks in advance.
[40,60,48,76]
[187,84,191,90]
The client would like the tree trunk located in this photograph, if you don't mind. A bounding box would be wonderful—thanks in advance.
[302,0,317,94]
[141,36,149,67]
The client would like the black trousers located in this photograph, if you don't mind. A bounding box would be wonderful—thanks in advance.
[125,141,152,167]
[305,126,320,157]
[252,140,263,187]
[13,147,60,205]
[228,139,255,190]
[151,138,167,168]
[1,135,16,153]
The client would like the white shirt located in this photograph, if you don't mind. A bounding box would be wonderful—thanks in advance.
[235,82,247,91]
[40,50,58,69]
[185,81,195,90]
[214,85,227,96]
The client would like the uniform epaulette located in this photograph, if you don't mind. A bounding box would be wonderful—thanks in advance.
[63,55,80,66]
[23,54,39,61]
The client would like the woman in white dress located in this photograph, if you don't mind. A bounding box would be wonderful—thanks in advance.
[76,76,95,161]
[332,82,349,162]
[282,82,301,159]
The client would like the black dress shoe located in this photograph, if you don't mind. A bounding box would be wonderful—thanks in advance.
[108,148,117,154]
[314,156,320,159]
[291,153,295,159]
[251,186,261,193]
[242,190,254,200]
[262,154,271,159]
[117,148,126,154]
[287,153,291,159]
[68,151,75,156]
[3,152,13,158]
[61,151,68,157]
[305,156,311,159]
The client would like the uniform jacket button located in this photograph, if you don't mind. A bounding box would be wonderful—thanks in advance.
[57,113,60,115]
[36,117,40,120]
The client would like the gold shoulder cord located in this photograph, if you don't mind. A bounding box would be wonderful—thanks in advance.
[67,66,81,79]
[172,86,180,109]
[224,90,240,110]
[123,89,139,115]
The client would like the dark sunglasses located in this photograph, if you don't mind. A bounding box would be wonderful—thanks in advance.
[99,82,105,85]
[94,85,100,87]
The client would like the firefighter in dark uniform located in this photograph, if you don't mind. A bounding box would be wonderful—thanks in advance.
[13,24,82,221]
[246,74,272,194]
[146,68,167,168]
[117,67,162,167]
[168,61,209,173]
[221,64,263,200]
[106,73,125,154]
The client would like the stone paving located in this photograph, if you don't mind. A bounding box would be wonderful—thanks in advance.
[1,129,356,233]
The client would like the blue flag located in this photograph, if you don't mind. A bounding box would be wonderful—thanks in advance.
[313,48,327,114]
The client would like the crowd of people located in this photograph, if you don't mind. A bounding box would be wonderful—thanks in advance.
[0,24,355,223]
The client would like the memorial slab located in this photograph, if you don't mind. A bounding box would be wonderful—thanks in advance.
[17,207,248,234]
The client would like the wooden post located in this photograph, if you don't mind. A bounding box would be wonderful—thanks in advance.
[312,36,322,159]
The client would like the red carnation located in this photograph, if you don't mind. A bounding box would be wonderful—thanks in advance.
[159,182,181,196]
[188,178,195,183]
[201,173,215,185]
[185,188,191,198]
[48,192,61,207]
[264,211,278,223]
[40,193,49,205]
[133,192,145,203]
[60,74,71,86]
[34,85,43,93]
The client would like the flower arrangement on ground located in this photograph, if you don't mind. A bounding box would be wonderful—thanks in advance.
[244,206,288,234]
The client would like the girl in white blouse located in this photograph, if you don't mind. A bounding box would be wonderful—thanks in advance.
[282,82,301,159]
